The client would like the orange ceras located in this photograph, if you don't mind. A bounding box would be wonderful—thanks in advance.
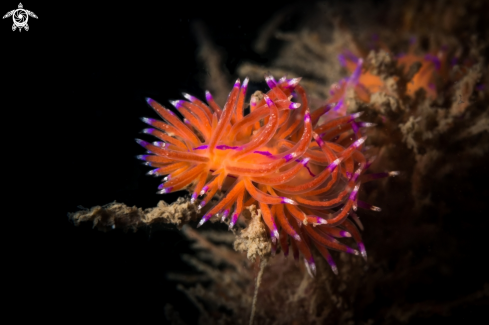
[136,74,392,275]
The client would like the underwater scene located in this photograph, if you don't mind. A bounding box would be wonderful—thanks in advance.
[60,0,489,324]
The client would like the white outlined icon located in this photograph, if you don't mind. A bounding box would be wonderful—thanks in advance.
[3,3,37,32]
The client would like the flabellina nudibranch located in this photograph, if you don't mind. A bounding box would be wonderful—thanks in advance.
[337,38,477,104]
[136,74,396,275]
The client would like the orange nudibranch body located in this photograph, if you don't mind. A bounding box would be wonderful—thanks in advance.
[137,73,390,275]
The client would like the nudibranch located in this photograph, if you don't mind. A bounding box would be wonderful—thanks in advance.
[337,38,476,103]
[136,75,390,275]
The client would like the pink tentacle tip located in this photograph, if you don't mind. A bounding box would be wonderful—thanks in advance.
[170,100,182,109]
[304,111,311,122]
[182,93,196,102]
[340,230,351,237]
[351,168,363,182]
[242,77,249,90]
[281,197,297,205]
[350,111,364,120]
[153,141,168,148]
[197,200,206,210]
[328,260,339,275]
[221,209,230,222]
[289,102,301,109]
[358,122,376,128]
[199,186,209,196]
[359,243,367,261]
[347,248,360,256]
[272,229,280,240]
[353,136,367,148]
[349,184,360,201]
[358,200,381,211]
[233,78,241,88]
[140,117,151,124]
[205,90,213,101]
[145,97,154,104]
[301,157,311,165]
[265,74,277,89]
[286,77,302,88]
[229,212,239,229]
[190,193,198,204]
[135,138,149,147]
[146,169,158,176]
[293,234,301,241]
[158,182,167,189]
[328,157,344,172]
[157,187,173,194]
[263,94,274,107]
[284,153,297,162]
[197,214,212,228]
